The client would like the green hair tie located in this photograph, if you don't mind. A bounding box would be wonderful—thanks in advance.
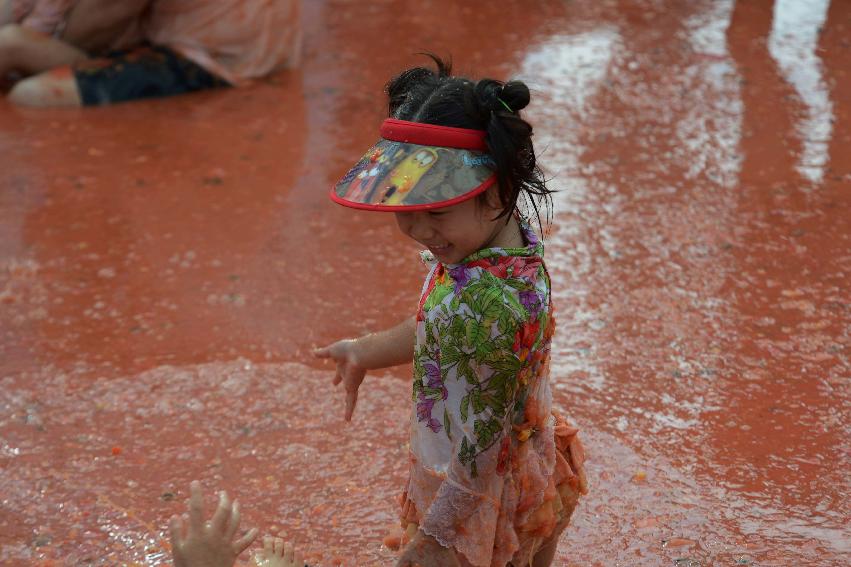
[497,97,513,113]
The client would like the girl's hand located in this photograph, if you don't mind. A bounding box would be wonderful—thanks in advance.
[395,531,461,567]
[313,339,367,421]
[169,481,258,567]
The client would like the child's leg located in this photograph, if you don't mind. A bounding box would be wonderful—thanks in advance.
[0,24,86,77]
[7,65,81,106]
[530,484,581,567]
[10,43,231,107]
[530,536,560,567]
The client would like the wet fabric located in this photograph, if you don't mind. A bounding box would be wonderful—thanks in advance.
[143,0,301,86]
[73,44,229,107]
[399,221,588,567]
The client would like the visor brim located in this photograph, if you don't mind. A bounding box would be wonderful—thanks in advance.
[331,138,497,212]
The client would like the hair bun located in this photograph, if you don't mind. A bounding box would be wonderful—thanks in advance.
[500,81,530,113]
[474,79,530,114]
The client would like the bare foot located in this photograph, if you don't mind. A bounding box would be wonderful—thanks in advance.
[252,535,306,567]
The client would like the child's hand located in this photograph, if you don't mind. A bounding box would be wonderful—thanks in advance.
[169,481,259,567]
[395,531,461,567]
[313,339,367,421]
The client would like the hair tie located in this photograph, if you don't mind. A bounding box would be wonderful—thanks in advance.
[497,97,513,113]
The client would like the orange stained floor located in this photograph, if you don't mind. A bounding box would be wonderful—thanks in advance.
[1,0,849,565]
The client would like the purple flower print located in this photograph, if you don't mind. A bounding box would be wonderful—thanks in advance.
[448,265,471,294]
[424,362,448,399]
[519,289,541,318]
[416,395,443,433]
[521,224,538,248]
[417,395,435,422]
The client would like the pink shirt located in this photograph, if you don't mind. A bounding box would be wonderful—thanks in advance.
[143,0,301,85]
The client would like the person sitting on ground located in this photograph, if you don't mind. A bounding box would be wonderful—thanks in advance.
[0,0,150,94]
[0,0,300,107]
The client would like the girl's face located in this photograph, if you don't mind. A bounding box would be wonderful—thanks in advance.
[395,191,510,264]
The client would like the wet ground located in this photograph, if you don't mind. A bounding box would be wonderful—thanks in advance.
[1,0,849,565]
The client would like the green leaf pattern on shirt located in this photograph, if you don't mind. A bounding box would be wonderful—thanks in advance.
[412,223,551,477]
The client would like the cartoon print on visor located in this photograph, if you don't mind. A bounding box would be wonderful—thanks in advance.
[333,139,495,211]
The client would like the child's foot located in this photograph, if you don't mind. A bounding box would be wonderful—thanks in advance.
[251,535,306,567]
[382,525,404,551]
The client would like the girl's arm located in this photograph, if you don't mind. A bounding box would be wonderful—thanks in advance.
[314,317,415,421]
[346,316,416,370]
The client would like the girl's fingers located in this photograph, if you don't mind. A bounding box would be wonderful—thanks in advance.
[263,535,274,552]
[210,491,231,534]
[273,536,284,557]
[284,541,294,563]
[313,346,330,359]
[233,527,259,555]
[225,499,240,540]
[168,514,183,548]
[345,387,358,422]
[294,550,304,567]
[187,481,205,534]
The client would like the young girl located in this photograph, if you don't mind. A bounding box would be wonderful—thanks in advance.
[315,56,588,567]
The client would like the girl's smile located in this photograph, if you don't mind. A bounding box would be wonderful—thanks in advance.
[395,188,524,264]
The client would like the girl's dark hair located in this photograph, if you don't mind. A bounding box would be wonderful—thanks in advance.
[385,54,553,230]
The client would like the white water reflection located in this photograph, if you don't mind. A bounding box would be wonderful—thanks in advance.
[517,30,619,395]
[517,29,620,275]
[768,0,832,184]
[682,0,743,187]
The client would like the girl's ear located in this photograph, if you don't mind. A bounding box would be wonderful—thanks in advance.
[482,184,503,210]
[481,184,509,221]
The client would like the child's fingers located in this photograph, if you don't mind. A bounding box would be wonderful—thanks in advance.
[188,481,205,534]
[345,386,359,421]
[225,499,241,540]
[314,343,339,359]
[233,527,259,556]
[210,491,231,534]
[168,514,184,548]
[294,550,305,567]
[283,541,294,563]
[273,536,284,557]
[263,535,274,552]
